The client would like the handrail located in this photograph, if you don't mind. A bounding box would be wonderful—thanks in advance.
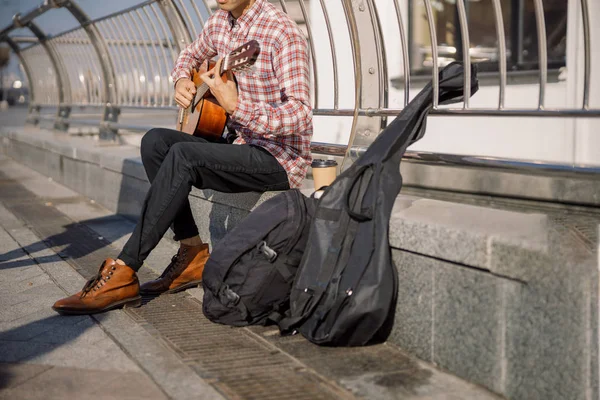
[0,0,598,163]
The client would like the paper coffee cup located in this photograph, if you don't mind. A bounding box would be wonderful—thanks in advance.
[312,159,338,192]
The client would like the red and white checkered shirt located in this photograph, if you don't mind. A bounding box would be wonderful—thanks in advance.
[171,0,313,189]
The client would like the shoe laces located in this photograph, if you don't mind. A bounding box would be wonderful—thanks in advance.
[80,261,116,298]
[161,247,189,279]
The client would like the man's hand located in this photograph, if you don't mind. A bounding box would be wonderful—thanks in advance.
[201,58,238,115]
[175,78,196,109]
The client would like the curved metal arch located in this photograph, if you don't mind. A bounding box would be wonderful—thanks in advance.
[4,37,36,104]
[60,0,118,106]
[158,0,193,53]
[16,15,71,105]
[340,0,386,170]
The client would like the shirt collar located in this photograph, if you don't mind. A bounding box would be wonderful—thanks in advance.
[227,0,264,34]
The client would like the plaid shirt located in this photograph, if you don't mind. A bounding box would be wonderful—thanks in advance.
[171,0,313,188]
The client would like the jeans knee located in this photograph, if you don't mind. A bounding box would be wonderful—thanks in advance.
[140,128,163,160]
[169,142,190,162]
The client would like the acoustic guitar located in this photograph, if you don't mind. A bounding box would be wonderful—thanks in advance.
[176,40,260,141]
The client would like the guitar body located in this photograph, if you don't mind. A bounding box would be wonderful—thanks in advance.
[177,61,228,142]
[176,40,260,141]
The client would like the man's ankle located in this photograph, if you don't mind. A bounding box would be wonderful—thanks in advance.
[180,236,204,247]
[116,259,127,266]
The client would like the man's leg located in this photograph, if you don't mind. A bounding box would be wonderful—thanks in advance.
[140,128,204,243]
[53,139,289,313]
[118,140,289,270]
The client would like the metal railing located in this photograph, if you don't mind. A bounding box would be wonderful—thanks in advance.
[0,0,597,164]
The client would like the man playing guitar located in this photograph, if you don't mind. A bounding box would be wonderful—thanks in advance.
[52,0,313,315]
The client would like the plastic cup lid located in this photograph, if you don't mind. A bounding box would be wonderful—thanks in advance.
[311,159,338,167]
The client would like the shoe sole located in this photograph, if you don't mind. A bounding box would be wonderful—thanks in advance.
[52,295,143,316]
[139,280,202,296]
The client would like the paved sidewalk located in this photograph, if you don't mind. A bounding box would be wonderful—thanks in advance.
[0,205,168,399]
[0,153,503,400]
[0,155,221,399]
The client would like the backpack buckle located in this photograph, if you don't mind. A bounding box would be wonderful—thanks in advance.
[257,241,278,262]
[218,284,240,306]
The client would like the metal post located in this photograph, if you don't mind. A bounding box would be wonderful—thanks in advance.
[15,15,72,130]
[60,0,120,141]
[340,0,385,169]
[157,0,193,53]
[4,37,38,123]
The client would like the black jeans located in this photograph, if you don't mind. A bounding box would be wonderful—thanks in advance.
[118,128,290,270]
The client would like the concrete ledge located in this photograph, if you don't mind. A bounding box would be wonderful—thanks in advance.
[390,197,553,283]
[1,127,598,400]
[0,128,288,246]
[2,127,586,282]
[401,161,600,207]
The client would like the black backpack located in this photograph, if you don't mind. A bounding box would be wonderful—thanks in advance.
[202,189,316,326]
[278,62,479,346]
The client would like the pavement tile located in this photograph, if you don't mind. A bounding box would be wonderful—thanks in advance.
[0,340,57,363]
[0,264,47,286]
[5,339,114,370]
[0,204,23,230]
[0,280,56,304]
[0,321,57,342]
[27,318,107,345]
[1,308,87,328]
[54,201,113,223]
[82,348,142,373]
[5,227,61,259]
[0,362,52,390]
[0,364,167,399]
[0,282,65,321]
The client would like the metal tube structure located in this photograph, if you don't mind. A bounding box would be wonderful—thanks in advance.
[200,0,212,17]
[369,0,388,110]
[157,0,192,53]
[97,21,124,105]
[278,0,288,14]
[4,37,36,107]
[175,0,198,39]
[295,0,319,110]
[150,3,179,107]
[0,0,61,39]
[142,6,171,107]
[423,0,439,108]
[113,15,143,105]
[2,0,600,177]
[456,0,471,108]
[129,11,157,106]
[340,0,385,169]
[317,0,338,109]
[392,0,410,107]
[101,20,132,106]
[533,0,547,109]
[75,31,102,105]
[189,0,206,28]
[62,0,118,107]
[491,0,507,109]
[135,8,163,107]
[22,19,71,105]
[580,0,591,109]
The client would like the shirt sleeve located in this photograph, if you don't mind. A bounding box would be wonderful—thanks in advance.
[230,31,312,136]
[171,22,218,85]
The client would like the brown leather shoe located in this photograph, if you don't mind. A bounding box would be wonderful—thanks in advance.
[140,243,209,295]
[52,258,141,315]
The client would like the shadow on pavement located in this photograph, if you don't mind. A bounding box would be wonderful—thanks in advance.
[0,216,132,271]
